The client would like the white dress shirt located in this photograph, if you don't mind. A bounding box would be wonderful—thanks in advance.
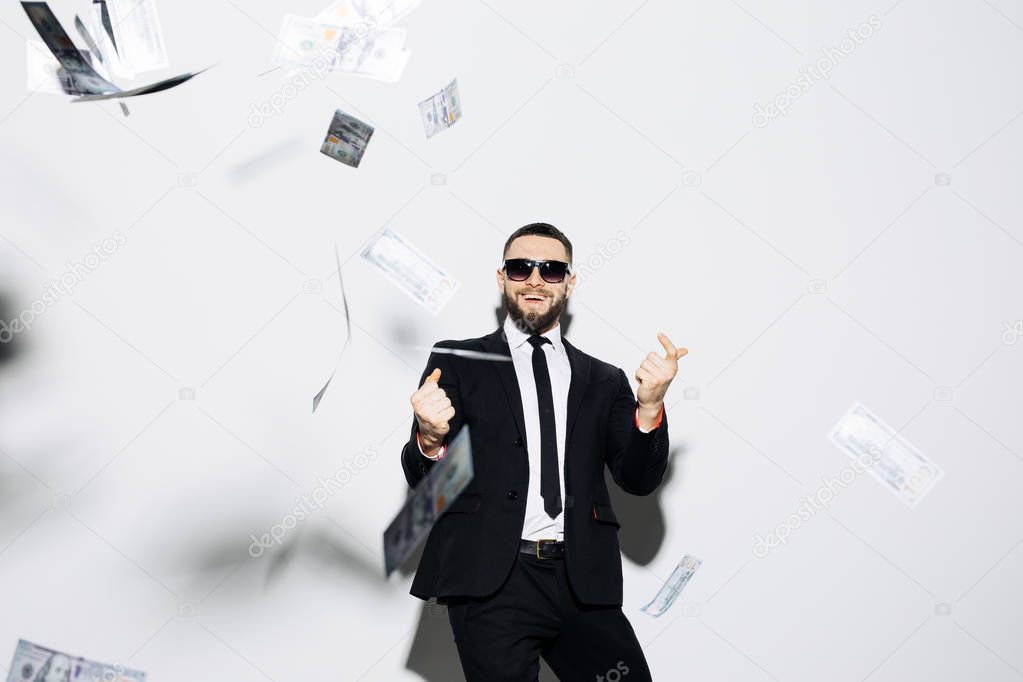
[417,316,657,541]
[504,315,572,542]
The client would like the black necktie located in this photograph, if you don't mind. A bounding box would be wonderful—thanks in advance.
[527,334,561,519]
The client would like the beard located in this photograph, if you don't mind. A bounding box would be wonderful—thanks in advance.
[503,287,567,334]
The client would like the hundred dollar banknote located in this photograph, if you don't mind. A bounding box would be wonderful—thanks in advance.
[273,14,346,67]
[312,243,352,413]
[318,0,422,28]
[319,109,374,168]
[361,226,460,314]
[419,78,462,138]
[358,0,422,26]
[334,27,409,82]
[26,39,93,94]
[106,0,167,73]
[641,555,701,617]
[829,401,943,508]
[5,639,146,682]
[22,2,119,95]
[409,345,512,362]
[384,424,473,575]
[22,2,204,101]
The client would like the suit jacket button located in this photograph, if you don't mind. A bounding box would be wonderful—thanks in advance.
[514,438,523,447]
[506,489,518,500]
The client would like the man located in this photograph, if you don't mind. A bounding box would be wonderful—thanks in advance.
[401,222,686,681]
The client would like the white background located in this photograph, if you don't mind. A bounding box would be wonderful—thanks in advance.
[1,0,1022,680]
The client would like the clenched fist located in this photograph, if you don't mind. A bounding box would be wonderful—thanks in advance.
[410,368,455,452]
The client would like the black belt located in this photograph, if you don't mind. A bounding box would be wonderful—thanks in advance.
[519,538,565,560]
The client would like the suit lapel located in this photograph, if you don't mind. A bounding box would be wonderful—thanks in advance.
[483,327,528,448]
[562,336,591,454]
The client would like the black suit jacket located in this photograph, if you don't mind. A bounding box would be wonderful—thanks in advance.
[400,325,669,607]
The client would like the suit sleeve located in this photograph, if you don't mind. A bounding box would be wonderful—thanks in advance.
[603,367,670,495]
[400,347,464,489]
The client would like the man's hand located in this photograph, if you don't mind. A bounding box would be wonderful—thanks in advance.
[635,333,687,427]
[410,368,455,453]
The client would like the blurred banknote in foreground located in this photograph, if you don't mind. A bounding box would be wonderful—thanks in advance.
[5,639,146,681]
[384,425,473,575]
[361,226,460,314]
[419,78,462,138]
[106,0,167,73]
[641,555,701,617]
[22,2,118,95]
[830,401,943,507]
[26,39,95,94]
[319,109,374,168]
[21,1,204,101]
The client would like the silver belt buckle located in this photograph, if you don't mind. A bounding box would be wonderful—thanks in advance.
[536,538,557,560]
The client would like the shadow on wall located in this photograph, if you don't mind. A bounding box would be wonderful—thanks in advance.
[0,293,23,366]
[608,445,684,566]
[0,291,27,514]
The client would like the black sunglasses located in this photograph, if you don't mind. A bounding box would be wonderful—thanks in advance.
[503,258,571,283]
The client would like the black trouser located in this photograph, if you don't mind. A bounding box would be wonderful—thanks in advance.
[444,550,653,682]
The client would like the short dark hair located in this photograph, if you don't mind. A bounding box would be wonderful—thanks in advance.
[503,222,573,263]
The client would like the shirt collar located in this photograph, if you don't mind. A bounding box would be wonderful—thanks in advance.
[503,315,563,354]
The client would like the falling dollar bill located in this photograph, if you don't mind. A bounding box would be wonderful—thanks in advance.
[358,0,422,27]
[410,345,512,362]
[273,14,345,68]
[361,227,460,314]
[829,401,943,508]
[22,2,119,95]
[26,39,94,94]
[334,27,409,82]
[320,108,374,168]
[5,639,147,682]
[419,78,462,138]
[22,2,205,101]
[106,0,168,73]
[641,554,701,617]
[384,425,473,575]
[317,0,422,29]
[312,243,352,413]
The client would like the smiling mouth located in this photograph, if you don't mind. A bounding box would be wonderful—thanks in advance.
[522,294,546,304]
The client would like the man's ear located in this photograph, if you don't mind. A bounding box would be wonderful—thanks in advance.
[495,267,505,292]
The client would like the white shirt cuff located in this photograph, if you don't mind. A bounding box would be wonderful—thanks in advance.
[416,431,446,460]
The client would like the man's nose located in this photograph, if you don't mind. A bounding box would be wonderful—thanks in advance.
[526,265,545,285]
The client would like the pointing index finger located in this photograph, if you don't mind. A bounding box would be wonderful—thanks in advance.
[657,332,677,359]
